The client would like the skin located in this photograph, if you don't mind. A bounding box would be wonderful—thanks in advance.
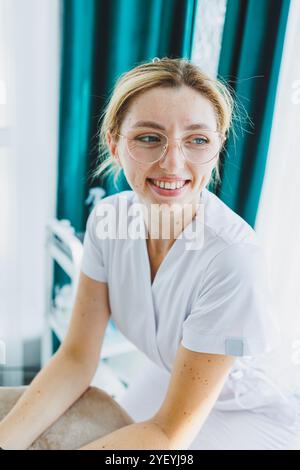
[106,85,223,275]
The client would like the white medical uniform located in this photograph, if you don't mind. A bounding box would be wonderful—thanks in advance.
[80,187,300,450]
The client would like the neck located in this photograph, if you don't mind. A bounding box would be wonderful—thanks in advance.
[143,195,201,254]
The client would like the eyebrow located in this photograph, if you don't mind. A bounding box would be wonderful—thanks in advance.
[131,120,214,131]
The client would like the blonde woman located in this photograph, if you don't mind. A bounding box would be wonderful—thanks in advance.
[0,58,299,450]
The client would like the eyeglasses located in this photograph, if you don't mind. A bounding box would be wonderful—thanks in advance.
[116,129,225,165]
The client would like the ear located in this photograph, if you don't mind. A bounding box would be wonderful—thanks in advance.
[106,130,120,163]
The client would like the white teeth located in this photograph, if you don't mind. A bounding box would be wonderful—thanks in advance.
[152,179,186,190]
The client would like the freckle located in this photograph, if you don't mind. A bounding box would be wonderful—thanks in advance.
[208,359,211,362]
[183,411,187,415]
[183,363,186,367]
[189,367,193,371]
[192,376,195,381]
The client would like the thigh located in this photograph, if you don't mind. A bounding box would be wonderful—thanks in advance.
[189,408,300,450]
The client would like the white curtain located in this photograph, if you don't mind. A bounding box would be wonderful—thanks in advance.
[255,0,300,392]
[0,0,60,384]
[192,0,227,78]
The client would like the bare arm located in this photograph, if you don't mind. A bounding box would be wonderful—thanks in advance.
[78,345,235,450]
[0,272,110,450]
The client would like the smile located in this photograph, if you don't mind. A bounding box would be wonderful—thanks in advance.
[146,178,191,196]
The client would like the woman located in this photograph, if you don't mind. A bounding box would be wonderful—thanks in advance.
[0,58,299,450]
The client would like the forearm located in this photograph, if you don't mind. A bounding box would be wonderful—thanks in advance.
[0,347,95,450]
[78,420,171,450]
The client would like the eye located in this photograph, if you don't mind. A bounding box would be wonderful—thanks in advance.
[189,135,209,145]
[136,134,161,143]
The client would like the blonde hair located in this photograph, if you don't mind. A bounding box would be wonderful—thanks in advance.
[91,57,237,191]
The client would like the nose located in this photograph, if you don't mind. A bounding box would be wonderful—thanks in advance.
[158,139,185,171]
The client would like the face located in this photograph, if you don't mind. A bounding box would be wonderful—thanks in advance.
[106,85,221,210]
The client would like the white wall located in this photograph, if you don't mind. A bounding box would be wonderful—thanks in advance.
[0,0,60,382]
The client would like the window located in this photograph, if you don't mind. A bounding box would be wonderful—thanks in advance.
[191,0,227,77]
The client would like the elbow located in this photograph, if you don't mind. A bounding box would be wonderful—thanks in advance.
[59,345,98,374]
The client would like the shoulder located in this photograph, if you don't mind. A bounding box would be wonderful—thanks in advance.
[202,187,258,246]
[192,188,270,299]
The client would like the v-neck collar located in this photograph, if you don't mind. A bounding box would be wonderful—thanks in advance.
[132,189,205,288]
[143,233,177,288]
[128,189,205,370]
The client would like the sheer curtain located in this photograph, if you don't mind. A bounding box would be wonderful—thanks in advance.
[191,0,227,77]
[255,0,300,392]
[0,0,60,385]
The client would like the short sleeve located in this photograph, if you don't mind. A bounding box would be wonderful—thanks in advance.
[181,243,282,357]
[80,205,107,282]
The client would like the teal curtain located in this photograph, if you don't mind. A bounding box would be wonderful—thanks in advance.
[217,0,290,227]
[55,0,97,301]
[57,0,198,232]
[57,0,96,232]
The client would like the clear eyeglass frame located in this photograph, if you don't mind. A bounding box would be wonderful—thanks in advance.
[115,130,226,165]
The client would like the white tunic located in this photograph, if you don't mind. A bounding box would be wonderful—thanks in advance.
[80,187,300,428]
